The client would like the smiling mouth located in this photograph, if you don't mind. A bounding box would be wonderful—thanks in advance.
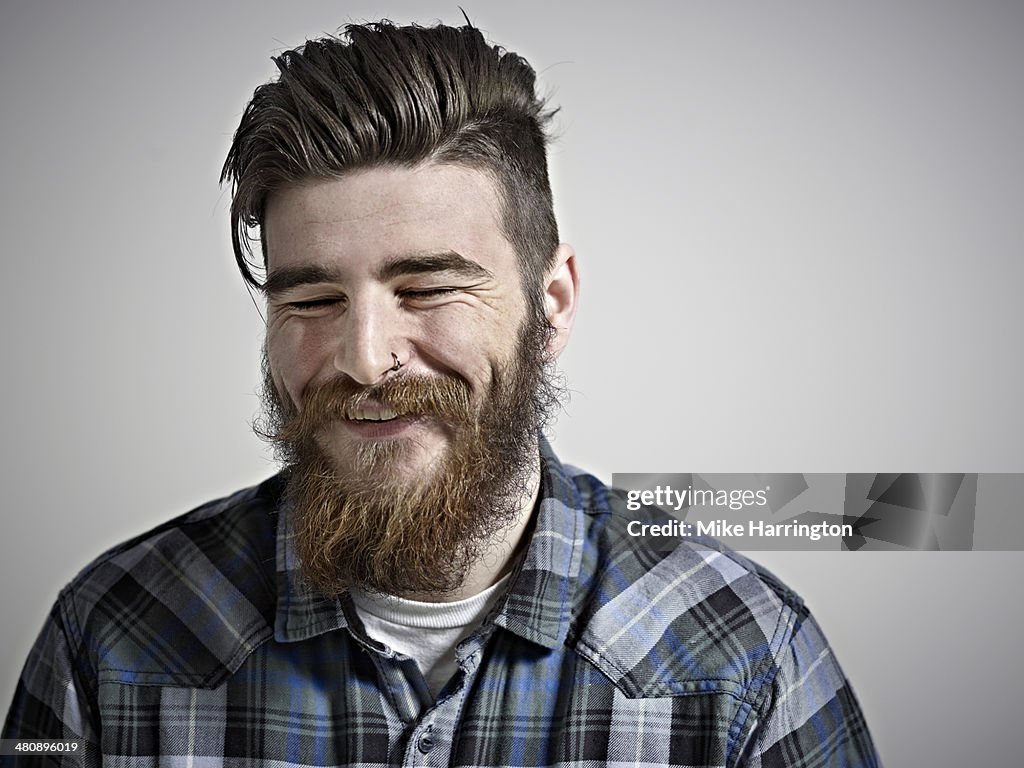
[344,405,407,423]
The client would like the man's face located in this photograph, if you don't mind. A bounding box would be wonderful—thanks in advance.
[260,163,570,597]
[263,163,530,480]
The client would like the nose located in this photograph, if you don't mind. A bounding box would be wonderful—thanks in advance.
[332,293,404,385]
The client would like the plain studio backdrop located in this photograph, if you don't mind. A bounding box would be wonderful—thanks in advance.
[2,1,1022,765]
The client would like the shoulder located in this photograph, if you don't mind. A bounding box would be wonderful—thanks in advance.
[55,475,284,689]
[562,465,808,704]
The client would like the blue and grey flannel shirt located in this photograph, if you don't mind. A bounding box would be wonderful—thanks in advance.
[3,441,880,766]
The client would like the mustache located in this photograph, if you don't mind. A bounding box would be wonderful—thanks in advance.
[270,373,475,444]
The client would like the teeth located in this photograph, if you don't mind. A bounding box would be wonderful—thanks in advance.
[347,406,399,422]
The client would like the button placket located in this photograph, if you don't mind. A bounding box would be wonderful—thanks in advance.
[402,641,485,767]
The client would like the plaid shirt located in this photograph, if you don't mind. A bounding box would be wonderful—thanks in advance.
[4,442,880,767]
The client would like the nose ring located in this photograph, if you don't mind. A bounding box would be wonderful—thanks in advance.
[388,353,403,373]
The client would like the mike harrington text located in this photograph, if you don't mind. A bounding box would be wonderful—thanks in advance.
[627,519,854,541]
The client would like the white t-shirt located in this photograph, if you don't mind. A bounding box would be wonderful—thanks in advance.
[349,575,510,698]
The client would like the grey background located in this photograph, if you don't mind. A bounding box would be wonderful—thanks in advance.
[2,1,1022,765]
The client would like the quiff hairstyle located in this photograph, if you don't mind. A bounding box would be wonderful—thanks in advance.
[221,21,559,313]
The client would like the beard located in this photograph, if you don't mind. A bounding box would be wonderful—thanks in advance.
[257,310,562,599]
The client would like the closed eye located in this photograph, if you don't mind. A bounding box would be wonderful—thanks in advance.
[286,297,343,311]
[401,287,458,299]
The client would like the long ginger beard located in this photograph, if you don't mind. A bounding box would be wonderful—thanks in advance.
[258,314,561,599]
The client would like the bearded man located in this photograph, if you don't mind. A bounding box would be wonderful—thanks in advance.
[3,20,879,768]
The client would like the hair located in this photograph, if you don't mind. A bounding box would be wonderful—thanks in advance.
[221,20,559,314]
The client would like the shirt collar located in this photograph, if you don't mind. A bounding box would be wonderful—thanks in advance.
[274,484,351,642]
[490,438,585,648]
[273,437,585,649]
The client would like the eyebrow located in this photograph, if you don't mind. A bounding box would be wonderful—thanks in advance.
[261,250,493,298]
[261,264,345,298]
[376,251,492,282]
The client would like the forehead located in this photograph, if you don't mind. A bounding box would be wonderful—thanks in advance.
[263,163,515,276]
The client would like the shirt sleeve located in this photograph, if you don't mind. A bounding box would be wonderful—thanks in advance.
[738,610,881,768]
[2,593,99,767]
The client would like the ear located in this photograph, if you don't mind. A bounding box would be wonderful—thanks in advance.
[542,243,579,359]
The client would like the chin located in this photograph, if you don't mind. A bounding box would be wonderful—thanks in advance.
[320,427,451,481]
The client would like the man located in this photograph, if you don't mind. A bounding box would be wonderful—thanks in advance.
[3,20,879,767]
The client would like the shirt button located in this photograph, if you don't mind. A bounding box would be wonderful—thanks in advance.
[417,732,435,754]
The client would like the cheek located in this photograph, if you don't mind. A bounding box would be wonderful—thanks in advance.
[266,321,331,405]
[417,310,522,390]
